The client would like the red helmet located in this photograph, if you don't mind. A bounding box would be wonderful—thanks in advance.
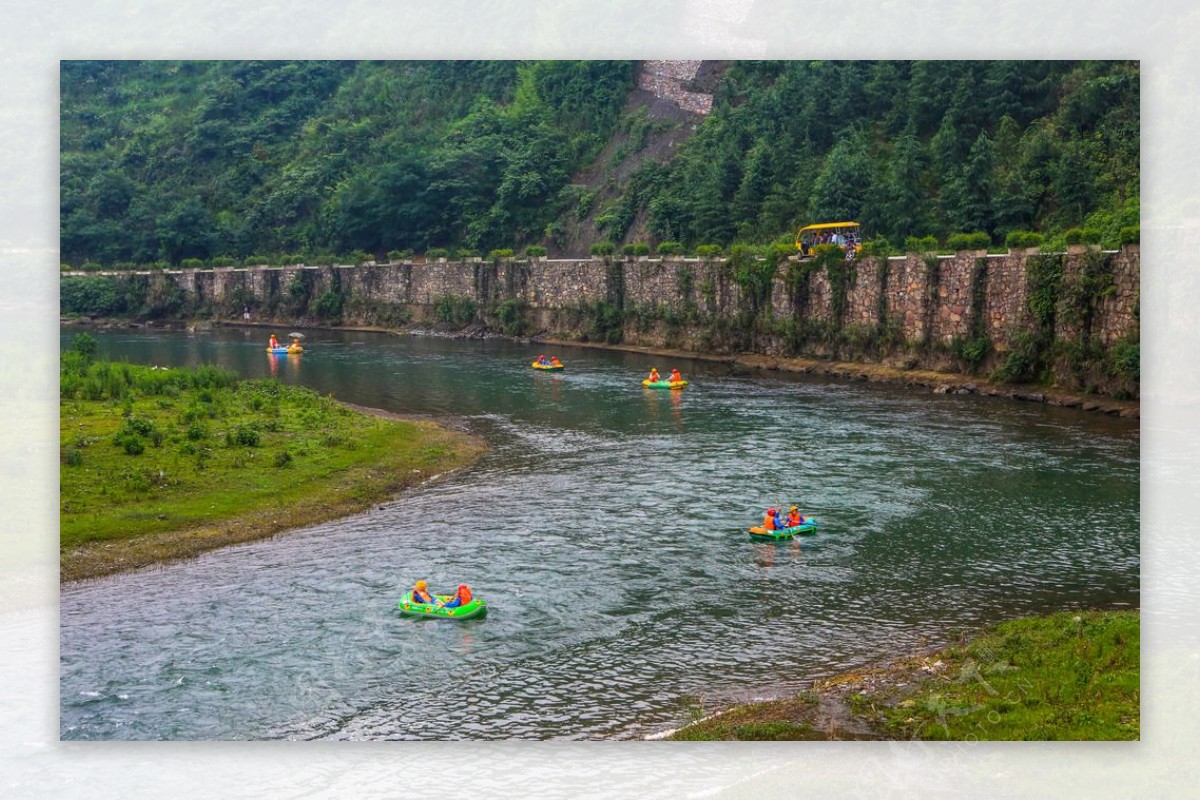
[767,508,776,515]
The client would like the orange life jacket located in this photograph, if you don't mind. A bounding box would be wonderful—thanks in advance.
[787,511,802,527]
[762,513,776,531]
[649,371,660,382]
[413,587,434,604]
[457,586,472,604]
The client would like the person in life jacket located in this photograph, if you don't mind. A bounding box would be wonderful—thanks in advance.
[669,368,683,383]
[786,505,805,528]
[412,579,436,605]
[762,508,778,531]
[647,367,661,383]
[269,333,280,349]
[442,584,473,608]
[537,354,549,365]
[773,508,787,529]
[551,356,562,367]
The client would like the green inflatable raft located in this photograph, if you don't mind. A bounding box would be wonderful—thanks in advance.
[747,519,819,541]
[398,592,488,620]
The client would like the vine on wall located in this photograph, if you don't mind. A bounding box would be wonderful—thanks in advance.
[950,257,991,373]
[990,253,1063,384]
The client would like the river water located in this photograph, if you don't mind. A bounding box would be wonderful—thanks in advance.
[59,327,1139,740]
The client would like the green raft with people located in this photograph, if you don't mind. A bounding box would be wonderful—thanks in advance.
[747,520,820,541]
[397,592,489,620]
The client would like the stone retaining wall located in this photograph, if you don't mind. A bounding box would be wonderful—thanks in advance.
[64,247,1140,393]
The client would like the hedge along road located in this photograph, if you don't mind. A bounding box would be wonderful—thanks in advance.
[59,326,1139,740]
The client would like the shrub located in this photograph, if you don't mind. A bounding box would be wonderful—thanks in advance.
[1063,228,1086,246]
[1005,231,1044,249]
[590,241,616,256]
[1119,225,1140,246]
[386,249,413,262]
[64,446,84,467]
[456,249,479,259]
[426,248,449,259]
[70,332,99,361]
[1106,337,1139,382]
[952,334,991,373]
[656,241,684,256]
[433,295,478,327]
[180,257,206,269]
[117,434,145,456]
[903,236,939,253]
[695,244,724,258]
[228,424,261,448]
[210,256,236,267]
[313,289,344,321]
[243,255,271,266]
[61,276,127,317]
[185,422,208,441]
[524,245,547,258]
[861,237,892,259]
[488,248,515,259]
[120,416,156,438]
[1082,228,1103,245]
[621,242,650,256]
[947,232,990,251]
[81,261,103,272]
[274,450,293,468]
[490,298,528,337]
[989,330,1043,384]
[581,300,624,344]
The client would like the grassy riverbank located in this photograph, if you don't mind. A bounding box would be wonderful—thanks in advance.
[60,352,484,582]
[668,609,1139,741]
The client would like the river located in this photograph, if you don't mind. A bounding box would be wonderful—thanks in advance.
[59,326,1139,740]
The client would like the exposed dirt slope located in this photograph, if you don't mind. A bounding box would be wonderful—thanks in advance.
[550,62,729,257]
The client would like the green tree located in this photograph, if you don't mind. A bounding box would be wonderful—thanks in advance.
[157,199,215,263]
[881,126,930,240]
[811,133,875,223]
[944,132,996,235]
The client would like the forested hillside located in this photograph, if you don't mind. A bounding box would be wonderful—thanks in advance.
[60,59,1138,266]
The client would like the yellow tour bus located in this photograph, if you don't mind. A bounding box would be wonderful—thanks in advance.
[795,221,863,259]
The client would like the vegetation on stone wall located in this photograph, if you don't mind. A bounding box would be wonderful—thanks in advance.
[485,298,530,337]
[991,253,1063,384]
[433,295,479,327]
[1051,250,1135,394]
[949,257,991,373]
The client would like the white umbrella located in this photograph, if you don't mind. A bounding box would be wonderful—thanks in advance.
[288,332,306,339]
